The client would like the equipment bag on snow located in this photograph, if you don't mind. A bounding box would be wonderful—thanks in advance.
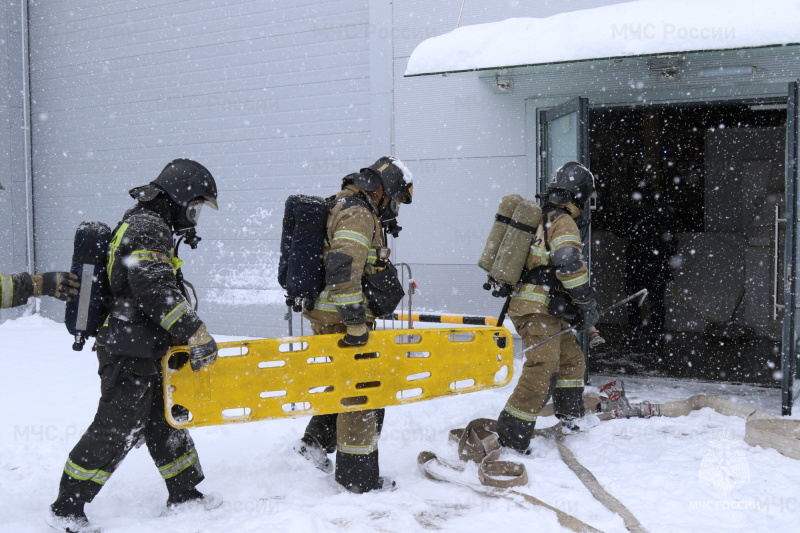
[362,261,405,317]
[278,194,333,309]
[65,221,112,351]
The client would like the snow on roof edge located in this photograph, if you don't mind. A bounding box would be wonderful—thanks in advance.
[405,0,800,77]
[404,43,800,78]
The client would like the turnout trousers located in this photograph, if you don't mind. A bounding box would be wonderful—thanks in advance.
[301,321,385,492]
[497,313,586,452]
[57,345,204,503]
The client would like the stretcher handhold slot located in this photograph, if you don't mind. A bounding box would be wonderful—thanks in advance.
[258,360,286,368]
[218,346,248,358]
[407,371,431,381]
[406,351,430,358]
[450,379,476,391]
[354,352,379,360]
[279,341,309,352]
[171,404,192,423]
[341,396,368,406]
[397,388,423,399]
[356,381,381,389]
[259,390,287,399]
[395,333,422,344]
[307,356,332,364]
[282,402,311,412]
[221,407,252,420]
[167,352,189,371]
[494,365,509,382]
[449,332,475,342]
[309,386,335,394]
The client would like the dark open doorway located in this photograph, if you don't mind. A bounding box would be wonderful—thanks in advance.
[588,102,787,385]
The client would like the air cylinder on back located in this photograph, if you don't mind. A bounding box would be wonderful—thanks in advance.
[65,221,111,351]
[281,195,331,310]
[478,194,524,273]
[489,200,543,286]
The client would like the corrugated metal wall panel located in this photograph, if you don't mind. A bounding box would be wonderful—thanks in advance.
[28,0,372,338]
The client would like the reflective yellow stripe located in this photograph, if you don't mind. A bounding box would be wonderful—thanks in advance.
[332,230,370,249]
[158,448,199,479]
[556,379,584,388]
[332,291,364,306]
[337,442,378,455]
[512,284,550,305]
[130,250,172,264]
[161,301,190,331]
[0,273,12,308]
[64,459,111,485]
[107,222,130,281]
[366,250,378,264]
[504,403,538,422]
[561,272,589,289]
[529,245,550,262]
[551,235,581,249]
[313,289,338,313]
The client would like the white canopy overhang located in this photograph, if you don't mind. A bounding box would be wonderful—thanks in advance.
[404,0,800,77]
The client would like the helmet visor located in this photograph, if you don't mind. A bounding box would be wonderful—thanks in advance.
[185,198,205,226]
[394,183,413,205]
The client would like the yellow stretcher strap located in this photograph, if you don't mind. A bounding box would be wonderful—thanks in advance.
[163,327,513,429]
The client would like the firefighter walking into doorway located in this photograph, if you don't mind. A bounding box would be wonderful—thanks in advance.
[496,162,601,453]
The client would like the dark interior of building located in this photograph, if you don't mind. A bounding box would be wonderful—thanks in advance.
[587,102,787,385]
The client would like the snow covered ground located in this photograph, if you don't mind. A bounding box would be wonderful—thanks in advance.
[2,314,799,533]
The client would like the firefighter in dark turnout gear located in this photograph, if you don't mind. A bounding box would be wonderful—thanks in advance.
[48,159,221,533]
[0,271,78,308]
[497,162,601,453]
[294,156,413,493]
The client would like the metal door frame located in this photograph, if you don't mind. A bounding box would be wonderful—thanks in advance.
[782,81,800,416]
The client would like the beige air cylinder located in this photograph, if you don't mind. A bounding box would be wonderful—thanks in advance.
[489,200,543,286]
[478,194,524,273]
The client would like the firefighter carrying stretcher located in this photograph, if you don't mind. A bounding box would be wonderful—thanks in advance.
[292,156,413,493]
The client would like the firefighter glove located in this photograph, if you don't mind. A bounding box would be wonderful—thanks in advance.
[188,324,218,371]
[338,323,369,348]
[571,298,599,331]
[31,272,80,302]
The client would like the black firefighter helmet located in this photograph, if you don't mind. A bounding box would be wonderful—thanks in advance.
[129,159,218,242]
[347,156,414,205]
[539,161,596,226]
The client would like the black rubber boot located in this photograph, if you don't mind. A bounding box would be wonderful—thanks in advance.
[303,414,338,454]
[48,492,96,533]
[166,487,223,511]
[497,409,537,454]
[335,449,383,493]
[552,386,585,419]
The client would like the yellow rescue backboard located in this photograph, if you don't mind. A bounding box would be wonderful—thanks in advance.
[163,327,512,429]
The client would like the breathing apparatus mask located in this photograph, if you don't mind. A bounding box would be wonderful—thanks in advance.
[171,197,209,249]
[380,198,403,238]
